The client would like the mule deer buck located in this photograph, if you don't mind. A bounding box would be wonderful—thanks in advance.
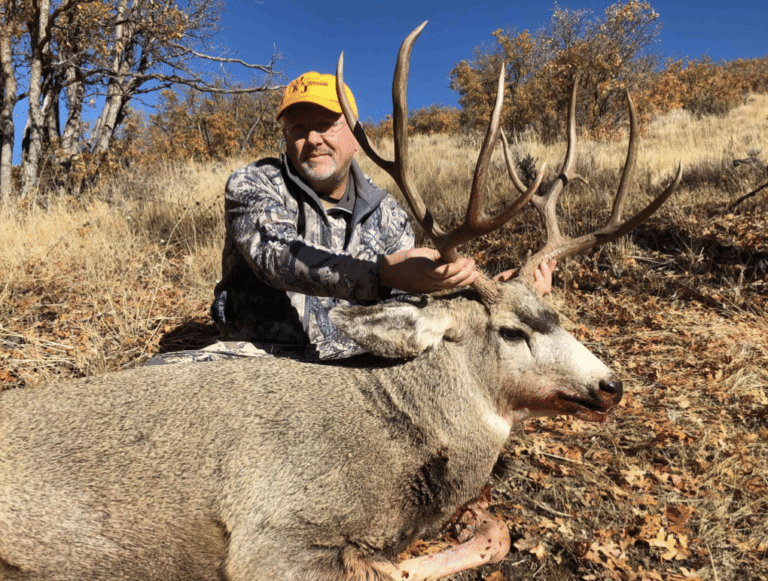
[0,22,682,581]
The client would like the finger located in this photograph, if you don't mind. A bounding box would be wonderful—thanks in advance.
[445,258,476,281]
[430,257,471,280]
[441,260,479,289]
[532,261,554,295]
[544,258,557,273]
[422,247,442,261]
[442,270,479,289]
[425,260,469,289]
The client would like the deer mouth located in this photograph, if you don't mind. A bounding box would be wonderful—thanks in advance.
[558,379,622,422]
[557,395,613,423]
[512,384,619,424]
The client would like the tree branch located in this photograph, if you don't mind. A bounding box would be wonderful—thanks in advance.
[167,42,279,73]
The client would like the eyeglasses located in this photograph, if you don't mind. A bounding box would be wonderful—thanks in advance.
[283,116,347,139]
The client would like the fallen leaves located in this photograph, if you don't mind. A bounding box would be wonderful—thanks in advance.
[665,505,694,536]
[638,514,692,561]
[514,534,547,560]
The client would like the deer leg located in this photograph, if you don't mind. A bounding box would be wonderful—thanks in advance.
[372,508,510,581]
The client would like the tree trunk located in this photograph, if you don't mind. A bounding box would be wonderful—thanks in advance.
[20,0,51,199]
[60,64,84,155]
[89,0,129,156]
[92,91,125,155]
[0,21,18,203]
[42,80,62,149]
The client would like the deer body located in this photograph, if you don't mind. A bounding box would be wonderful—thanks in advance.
[0,282,620,581]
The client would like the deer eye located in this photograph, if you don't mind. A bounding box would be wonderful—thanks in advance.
[499,328,529,344]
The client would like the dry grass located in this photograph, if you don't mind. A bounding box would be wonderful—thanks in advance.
[1,96,767,580]
[0,159,235,383]
[359,93,768,220]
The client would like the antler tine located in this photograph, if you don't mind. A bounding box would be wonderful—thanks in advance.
[441,65,544,257]
[527,81,583,255]
[336,21,446,249]
[605,90,682,233]
[500,129,531,195]
[391,22,433,237]
[336,52,392,172]
[518,84,684,282]
[337,22,541,275]
[607,89,640,227]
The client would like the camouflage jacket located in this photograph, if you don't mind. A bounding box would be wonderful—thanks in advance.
[210,155,414,359]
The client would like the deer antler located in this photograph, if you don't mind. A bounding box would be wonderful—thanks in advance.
[512,81,684,282]
[336,21,544,303]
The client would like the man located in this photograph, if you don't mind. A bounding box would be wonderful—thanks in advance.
[209,72,553,360]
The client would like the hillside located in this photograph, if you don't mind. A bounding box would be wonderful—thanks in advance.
[1,95,767,581]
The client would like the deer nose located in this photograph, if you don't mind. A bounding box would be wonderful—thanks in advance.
[599,379,623,404]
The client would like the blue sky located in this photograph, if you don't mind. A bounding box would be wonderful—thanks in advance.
[218,0,768,123]
[10,0,768,163]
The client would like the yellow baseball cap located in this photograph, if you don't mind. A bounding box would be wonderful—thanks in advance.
[276,72,358,120]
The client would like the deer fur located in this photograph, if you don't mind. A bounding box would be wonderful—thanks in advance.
[0,280,621,581]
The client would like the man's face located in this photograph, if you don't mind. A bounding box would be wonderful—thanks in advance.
[282,103,359,197]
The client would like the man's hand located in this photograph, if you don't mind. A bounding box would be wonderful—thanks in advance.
[493,259,557,295]
[379,248,480,294]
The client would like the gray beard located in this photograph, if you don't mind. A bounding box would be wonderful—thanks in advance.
[298,159,338,182]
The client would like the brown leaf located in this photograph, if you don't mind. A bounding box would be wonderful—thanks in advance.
[666,505,694,536]
[514,534,546,560]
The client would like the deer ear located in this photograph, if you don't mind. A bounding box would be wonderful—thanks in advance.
[330,297,470,359]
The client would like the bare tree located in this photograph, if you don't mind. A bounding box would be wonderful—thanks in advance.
[6,0,280,201]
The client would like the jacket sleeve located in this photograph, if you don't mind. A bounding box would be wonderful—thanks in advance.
[224,162,386,301]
